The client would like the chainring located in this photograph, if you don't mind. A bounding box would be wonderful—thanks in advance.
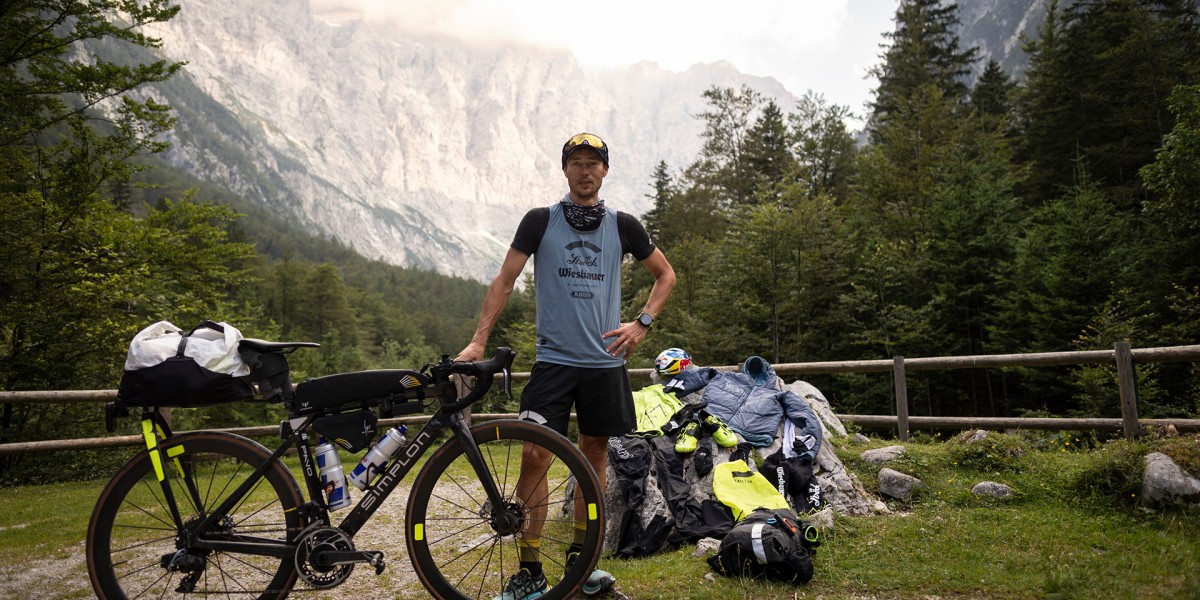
[294,524,355,589]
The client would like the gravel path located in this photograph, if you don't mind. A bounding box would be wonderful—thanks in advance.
[0,480,450,600]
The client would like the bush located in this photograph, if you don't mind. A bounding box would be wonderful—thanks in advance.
[1068,439,1146,507]
[1154,434,1200,475]
[947,430,1030,473]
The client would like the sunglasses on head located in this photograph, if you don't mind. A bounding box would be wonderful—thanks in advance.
[564,133,606,152]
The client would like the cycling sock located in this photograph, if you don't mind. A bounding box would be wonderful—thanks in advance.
[573,522,587,546]
[519,561,543,577]
[517,538,540,564]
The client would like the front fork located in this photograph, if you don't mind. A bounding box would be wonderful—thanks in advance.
[139,412,203,533]
[444,412,523,533]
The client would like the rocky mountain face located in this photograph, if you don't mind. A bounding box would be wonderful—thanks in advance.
[141,0,1048,281]
[141,0,795,280]
[956,0,1074,79]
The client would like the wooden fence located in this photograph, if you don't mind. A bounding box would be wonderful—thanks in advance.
[2,342,1199,456]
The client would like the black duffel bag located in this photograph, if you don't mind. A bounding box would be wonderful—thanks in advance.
[706,507,819,585]
[117,320,255,408]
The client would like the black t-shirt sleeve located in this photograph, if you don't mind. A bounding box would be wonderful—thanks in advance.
[617,211,656,261]
[511,207,549,256]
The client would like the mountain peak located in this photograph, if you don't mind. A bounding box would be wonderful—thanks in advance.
[146,0,797,281]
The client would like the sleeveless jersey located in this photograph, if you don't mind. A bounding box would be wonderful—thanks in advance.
[533,202,624,367]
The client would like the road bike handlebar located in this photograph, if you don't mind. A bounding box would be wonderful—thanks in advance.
[437,346,515,413]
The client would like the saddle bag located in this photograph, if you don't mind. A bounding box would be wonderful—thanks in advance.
[117,320,254,408]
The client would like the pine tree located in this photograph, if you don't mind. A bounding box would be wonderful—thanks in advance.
[743,100,796,199]
[788,92,859,201]
[1017,0,1200,210]
[869,0,981,141]
[690,85,764,207]
[970,59,1015,120]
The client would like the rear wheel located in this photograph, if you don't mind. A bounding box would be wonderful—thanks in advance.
[406,420,606,600]
[87,431,304,599]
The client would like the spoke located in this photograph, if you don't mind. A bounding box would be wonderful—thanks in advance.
[230,485,283,529]
[444,530,502,589]
[219,550,279,579]
[109,531,176,554]
[424,513,493,547]
[219,460,251,511]
[116,565,172,600]
[127,478,175,530]
[440,468,487,514]
[481,441,513,501]
[210,552,252,593]
[475,531,500,600]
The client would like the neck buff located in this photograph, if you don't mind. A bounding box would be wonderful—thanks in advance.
[561,197,606,231]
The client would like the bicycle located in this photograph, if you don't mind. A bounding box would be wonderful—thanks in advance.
[85,342,606,600]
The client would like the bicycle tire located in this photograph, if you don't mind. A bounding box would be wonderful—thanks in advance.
[87,431,305,600]
[406,419,606,600]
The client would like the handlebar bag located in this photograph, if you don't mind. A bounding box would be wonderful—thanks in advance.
[117,320,255,408]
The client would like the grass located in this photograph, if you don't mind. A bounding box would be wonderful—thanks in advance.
[2,433,1198,599]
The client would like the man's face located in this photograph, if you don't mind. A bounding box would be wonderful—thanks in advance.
[563,147,608,203]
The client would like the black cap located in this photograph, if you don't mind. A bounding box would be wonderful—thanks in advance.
[562,132,609,168]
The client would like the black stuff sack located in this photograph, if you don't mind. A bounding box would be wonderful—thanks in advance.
[313,410,378,453]
[706,507,818,585]
[117,320,254,408]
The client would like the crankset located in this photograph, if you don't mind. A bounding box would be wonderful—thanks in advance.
[294,524,385,589]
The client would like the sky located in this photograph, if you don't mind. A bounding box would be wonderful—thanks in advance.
[312,0,902,120]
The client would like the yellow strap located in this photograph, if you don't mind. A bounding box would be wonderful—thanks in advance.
[141,419,165,482]
[166,445,186,476]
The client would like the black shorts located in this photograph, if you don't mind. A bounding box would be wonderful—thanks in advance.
[518,362,636,437]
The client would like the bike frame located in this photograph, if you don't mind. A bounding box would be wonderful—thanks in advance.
[144,403,512,559]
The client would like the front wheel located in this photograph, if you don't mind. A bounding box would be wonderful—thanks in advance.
[406,420,606,600]
[86,431,305,600]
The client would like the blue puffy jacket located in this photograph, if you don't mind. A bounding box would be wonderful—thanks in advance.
[668,356,823,458]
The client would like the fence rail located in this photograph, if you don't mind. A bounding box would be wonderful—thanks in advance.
[2,343,1199,455]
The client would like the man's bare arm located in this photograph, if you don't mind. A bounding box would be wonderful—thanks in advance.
[456,247,530,362]
[603,248,676,357]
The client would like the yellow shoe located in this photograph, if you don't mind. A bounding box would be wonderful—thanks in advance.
[675,421,699,453]
[703,414,738,448]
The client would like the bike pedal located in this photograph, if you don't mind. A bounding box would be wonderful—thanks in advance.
[369,552,386,575]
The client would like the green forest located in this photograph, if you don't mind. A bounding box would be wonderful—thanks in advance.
[2,0,1199,483]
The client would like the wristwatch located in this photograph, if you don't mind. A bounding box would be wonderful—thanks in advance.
[636,312,654,328]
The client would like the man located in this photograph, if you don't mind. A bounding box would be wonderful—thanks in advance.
[456,132,675,599]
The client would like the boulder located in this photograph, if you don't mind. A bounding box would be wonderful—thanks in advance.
[786,380,847,437]
[759,382,879,516]
[960,429,989,444]
[971,481,1013,499]
[861,445,907,465]
[878,468,923,502]
[693,537,721,557]
[1141,452,1200,505]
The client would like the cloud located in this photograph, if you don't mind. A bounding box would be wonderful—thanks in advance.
[308,0,897,116]
[309,0,468,29]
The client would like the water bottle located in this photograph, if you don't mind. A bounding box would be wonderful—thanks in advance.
[348,425,407,491]
[315,437,352,510]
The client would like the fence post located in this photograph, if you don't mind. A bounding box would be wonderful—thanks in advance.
[1114,341,1140,441]
[893,356,909,441]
